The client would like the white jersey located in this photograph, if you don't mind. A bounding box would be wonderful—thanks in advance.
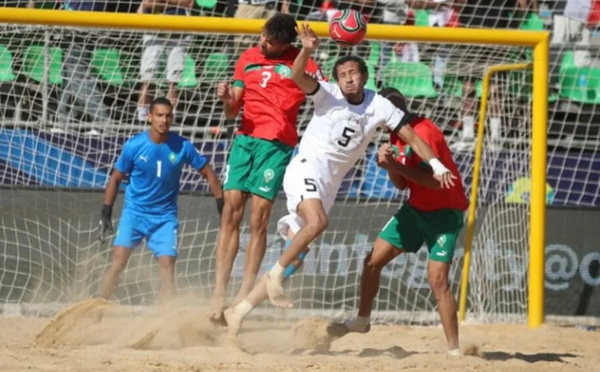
[298,80,406,192]
[276,81,407,239]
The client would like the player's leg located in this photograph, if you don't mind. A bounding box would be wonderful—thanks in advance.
[427,259,459,354]
[211,190,249,319]
[157,256,176,303]
[422,208,463,355]
[327,238,402,337]
[147,215,179,304]
[233,194,272,302]
[99,246,133,300]
[99,209,144,299]
[224,167,321,336]
[241,138,293,307]
[210,135,254,321]
[225,229,310,337]
[266,198,328,308]
[328,205,422,336]
[357,238,403,320]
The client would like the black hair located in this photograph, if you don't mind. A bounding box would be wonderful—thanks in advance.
[379,87,408,113]
[149,97,173,113]
[332,55,368,81]
[263,13,298,44]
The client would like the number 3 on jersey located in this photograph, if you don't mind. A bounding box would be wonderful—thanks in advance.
[260,71,272,88]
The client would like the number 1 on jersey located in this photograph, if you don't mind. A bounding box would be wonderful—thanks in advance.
[260,71,272,88]
[157,160,162,178]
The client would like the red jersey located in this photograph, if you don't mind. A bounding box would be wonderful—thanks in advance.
[390,116,468,212]
[232,47,323,148]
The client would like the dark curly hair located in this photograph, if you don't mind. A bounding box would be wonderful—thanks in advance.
[264,13,298,44]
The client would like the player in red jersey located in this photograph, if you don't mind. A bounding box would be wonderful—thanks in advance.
[210,13,322,324]
[328,88,468,357]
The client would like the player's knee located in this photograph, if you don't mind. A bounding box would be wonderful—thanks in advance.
[249,211,270,235]
[111,251,129,272]
[157,257,175,272]
[363,251,383,274]
[305,214,328,236]
[222,202,244,226]
[111,259,127,273]
[428,270,449,295]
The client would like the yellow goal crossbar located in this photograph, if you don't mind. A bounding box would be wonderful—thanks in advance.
[0,8,549,328]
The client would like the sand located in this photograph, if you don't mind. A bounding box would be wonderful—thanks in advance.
[0,299,599,371]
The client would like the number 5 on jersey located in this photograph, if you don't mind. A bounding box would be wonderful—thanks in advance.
[338,127,356,147]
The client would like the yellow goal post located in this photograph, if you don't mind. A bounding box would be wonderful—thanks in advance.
[0,8,549,328]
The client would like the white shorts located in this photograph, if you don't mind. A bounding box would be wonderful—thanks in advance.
[140,35,191,83]
[276,156,339,240]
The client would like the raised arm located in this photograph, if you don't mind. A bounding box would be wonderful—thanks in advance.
[291,23,320,94]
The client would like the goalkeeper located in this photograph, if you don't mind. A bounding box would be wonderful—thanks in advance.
[328,88,468,356]
[97,97,223,303]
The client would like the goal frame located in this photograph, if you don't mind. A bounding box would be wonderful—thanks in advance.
[0,8,549,328]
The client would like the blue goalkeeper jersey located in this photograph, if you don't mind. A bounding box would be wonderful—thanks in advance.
[114,131,208,216]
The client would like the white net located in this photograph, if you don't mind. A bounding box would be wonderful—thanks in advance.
[0,11,599,324]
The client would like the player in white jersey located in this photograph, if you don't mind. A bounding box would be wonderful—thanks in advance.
[222,24,455,338]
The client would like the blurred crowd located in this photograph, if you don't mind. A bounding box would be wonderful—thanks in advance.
[0,1,599,148]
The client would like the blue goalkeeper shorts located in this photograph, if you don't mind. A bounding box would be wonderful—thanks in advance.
[113,208,179,257]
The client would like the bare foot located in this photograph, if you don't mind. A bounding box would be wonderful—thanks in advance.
[327,320,370,338]
[224,333,242,349]
[209,296,227,327]
[224,307,243,337]
[447,348,462,357]
[264,272,293,308]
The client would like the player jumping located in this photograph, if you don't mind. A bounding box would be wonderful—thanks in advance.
[210,14,322,323]
[222,24,456,337]
[328,88,468,357]
[98,97,224,303]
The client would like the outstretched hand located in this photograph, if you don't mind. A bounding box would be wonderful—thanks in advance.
[434,172,457,189]
[297,23,319,53]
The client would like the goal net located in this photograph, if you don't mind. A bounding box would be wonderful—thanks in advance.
[0,11,596,324]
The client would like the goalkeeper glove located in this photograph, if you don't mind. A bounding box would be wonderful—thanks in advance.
[216,197,224,217]
[98,204,114,242]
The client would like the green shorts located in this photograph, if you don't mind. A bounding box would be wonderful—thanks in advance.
[379,204,464,263]
[223,135,293,201]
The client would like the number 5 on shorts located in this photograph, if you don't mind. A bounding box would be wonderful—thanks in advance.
[304,178,317,192]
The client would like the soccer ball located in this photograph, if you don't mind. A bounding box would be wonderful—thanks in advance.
[328,9,367,47]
